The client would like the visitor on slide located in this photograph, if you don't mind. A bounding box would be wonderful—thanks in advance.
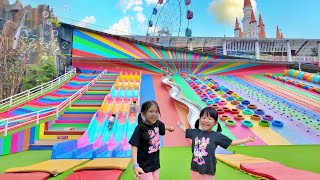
[130,100,138,113]
[129,101,175,180]
[177,107,256,180]
[107,113,118,130]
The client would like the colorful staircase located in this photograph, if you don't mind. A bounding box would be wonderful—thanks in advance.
[0,74,98,132]
[29,73,119,149]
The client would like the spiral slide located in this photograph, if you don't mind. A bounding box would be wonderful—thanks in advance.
[161,74,234,154]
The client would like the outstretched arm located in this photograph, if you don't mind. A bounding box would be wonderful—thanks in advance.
[231,136,256,145]
[177,121,186,133]
[165,125,175,132]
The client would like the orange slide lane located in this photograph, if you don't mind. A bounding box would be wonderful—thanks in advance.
[152,75,190,147]
[242,76,320,113]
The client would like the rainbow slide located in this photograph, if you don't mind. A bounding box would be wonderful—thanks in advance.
[51,72,141,159]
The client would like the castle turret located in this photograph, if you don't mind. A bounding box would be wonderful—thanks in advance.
[276,26,282,39]
[258,14,266,38]
[242,0,253,37]
[234,17,241,37]
[248,9,257,37]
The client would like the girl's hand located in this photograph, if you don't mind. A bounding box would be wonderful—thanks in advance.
[247,135,256,142]
[134,166,145,177]
[167,126,175,132]
[177,121,181,127]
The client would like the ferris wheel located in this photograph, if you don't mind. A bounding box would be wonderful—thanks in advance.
[147,0,193,37]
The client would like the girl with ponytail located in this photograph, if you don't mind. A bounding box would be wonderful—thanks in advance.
[129,101,175,180]
[178,107,255,180]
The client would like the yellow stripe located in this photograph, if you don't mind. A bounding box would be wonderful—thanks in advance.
[192,57,208,74]
[39,122,45,138]
[167,50,173,59]
[148,47,162,59]
[40,134,82,140]
[204,62,244,74]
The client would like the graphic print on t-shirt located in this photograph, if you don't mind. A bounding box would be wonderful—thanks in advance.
[148,127,160,153]
[193,137,210,165]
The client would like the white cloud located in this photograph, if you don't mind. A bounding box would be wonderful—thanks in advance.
[208,0,258,25]
[145,0,158,5]
[133,6,143,12]
[76,16,96,27]
[136,12,146,24]
[119,0,143,12]
[104,16,131,35]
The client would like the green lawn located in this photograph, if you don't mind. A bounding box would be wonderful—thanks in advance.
[0,145,319,179]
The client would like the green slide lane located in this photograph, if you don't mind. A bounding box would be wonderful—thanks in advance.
[172,75,236,140]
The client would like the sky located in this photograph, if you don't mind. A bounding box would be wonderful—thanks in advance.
[11,0,320,39]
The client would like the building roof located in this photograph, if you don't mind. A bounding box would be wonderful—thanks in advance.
[244,0,252,8]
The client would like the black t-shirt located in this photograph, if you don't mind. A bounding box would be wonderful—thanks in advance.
[186,129,232,175]
[129,115,166,173]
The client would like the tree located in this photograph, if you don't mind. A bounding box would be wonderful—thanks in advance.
[51,17,61,28]
[22,56,57,90]
[0,34,28,99]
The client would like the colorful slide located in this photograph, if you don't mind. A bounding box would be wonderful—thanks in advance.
[51,72,141,159]
[29,73,119,149]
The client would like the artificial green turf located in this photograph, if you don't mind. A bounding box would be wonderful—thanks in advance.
[0,150,52,174]
[120,147,256,180]
[1,146,319,179]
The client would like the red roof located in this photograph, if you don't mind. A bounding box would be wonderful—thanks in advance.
[244,0,252,7]
[276,26,282,39]
[258,14,264,26]
[250,10,257,23]
[234,17,240,30]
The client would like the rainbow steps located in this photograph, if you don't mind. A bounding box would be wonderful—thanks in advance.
[29,73,119,149]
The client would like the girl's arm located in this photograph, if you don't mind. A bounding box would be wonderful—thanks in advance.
[165,125,175,132]
[177,121,186,133]
[231,136,256,145]
[131,146,145,177]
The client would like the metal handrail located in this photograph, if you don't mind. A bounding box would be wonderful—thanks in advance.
[0,70,108,136]
[0,68,77,110]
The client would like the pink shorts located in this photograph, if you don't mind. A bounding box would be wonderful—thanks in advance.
[137,169,159,180]
[190,170,214,180]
